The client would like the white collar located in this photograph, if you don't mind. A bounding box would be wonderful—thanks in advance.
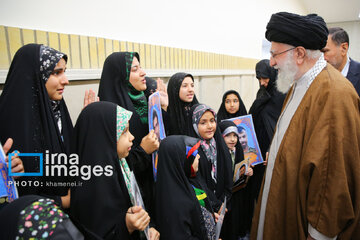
[295,53,327,89]
[341,56,350,77]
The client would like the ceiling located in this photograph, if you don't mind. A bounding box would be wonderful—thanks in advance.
[301,0,360,23]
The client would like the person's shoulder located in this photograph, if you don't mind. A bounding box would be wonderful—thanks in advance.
[349,58,360,72]
[350,58,360,66]
[307,66,358,110]
[315,65,359,111]
[321,64,356,95]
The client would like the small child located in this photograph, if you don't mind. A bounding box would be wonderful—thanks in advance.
[70,102,159,239]
[219,120,254,240]
[155,135,217,240]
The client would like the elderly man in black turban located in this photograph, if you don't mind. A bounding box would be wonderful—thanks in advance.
[251,12,360,240]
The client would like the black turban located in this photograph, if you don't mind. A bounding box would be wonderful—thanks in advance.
[265,12,328,50]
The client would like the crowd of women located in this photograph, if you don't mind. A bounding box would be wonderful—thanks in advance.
[0,44,285,240]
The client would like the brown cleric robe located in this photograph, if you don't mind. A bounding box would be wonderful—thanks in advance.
[251,64,360,239]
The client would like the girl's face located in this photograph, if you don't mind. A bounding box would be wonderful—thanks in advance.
[224,132,238,151]
[224,93,240,114]
[197,111,216,140]
[129,57,146,91]
[179,77,195,102]
[117,123,135,158]
[192,154,200,173]
[45,58,69,101]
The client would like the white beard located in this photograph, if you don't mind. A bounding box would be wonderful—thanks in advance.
[275,54,298,94]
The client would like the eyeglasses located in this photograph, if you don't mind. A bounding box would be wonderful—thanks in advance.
[270,47,296,58]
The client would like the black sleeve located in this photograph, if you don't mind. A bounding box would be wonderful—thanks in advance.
[103,210,132,240]
[206,188,223,212]
[126,145,152,174]
[161,109,170,136]
[221,149,233,209]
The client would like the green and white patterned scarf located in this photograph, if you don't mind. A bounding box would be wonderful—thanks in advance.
[116,105,135,205]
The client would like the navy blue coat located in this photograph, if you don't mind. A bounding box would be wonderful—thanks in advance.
[347,58,360,96]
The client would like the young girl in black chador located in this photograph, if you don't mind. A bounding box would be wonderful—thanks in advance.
[155,135,217,240]
[217,90,247,122]
[166,72,199,136]
[187,104,233,213]
[98,52,160,230]
[219,120,254,240]
[70,102,158,239]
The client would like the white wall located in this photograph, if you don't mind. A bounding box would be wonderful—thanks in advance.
[0,0,308,124]
[0,0,307,59]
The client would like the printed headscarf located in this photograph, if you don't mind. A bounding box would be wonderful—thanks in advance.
[39,45,68,133]
[116,106,134,204]
[39,45,67,83]
[192,104,218,182]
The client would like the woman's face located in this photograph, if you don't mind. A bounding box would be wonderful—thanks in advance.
[224,93,240,114]
[45,58,69,101]
[179,77,195,102]
[259,77,270,88]
[129,57,146,91]
[197,111,216,140]
[224,132,238,151]
[117,124,135,158]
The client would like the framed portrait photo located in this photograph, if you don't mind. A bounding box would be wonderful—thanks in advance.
[226,114,264,166]
[148,92,166,181]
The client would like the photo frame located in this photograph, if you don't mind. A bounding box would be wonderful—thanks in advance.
[226,114,264,166]
[0,143,18,201]
[232,160,249,192]
[215,197,227,240]
[130,172,149,239]
[148,92,166,181]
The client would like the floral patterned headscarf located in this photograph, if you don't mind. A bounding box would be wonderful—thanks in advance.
[39,45,67,83]
[116,106,135,204]
[192,104,218,182]
[116,106,133,141]
[39,45,68,134]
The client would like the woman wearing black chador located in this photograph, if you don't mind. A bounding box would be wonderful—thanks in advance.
[98,52,159,227]
[0,44,73,207]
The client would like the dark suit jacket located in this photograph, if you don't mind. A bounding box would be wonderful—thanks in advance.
[347,58,360,96]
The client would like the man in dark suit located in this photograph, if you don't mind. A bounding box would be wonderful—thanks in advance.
[322,27,360,96]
